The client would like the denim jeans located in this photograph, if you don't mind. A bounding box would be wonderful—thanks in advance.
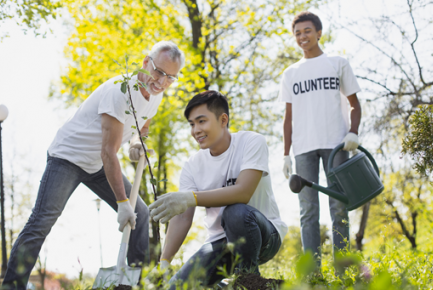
[295,149,349,264]
[168,204,281,289]
[2,154,150,290]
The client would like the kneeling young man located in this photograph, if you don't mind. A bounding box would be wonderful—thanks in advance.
[149,90,288,288]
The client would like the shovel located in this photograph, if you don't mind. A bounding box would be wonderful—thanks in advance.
[93,155,147,288]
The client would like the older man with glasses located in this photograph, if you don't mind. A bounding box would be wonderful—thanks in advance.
[2,41,185,290]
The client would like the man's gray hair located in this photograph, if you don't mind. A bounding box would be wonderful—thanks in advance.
[149,41,185,69]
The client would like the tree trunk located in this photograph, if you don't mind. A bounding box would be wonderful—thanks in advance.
[355,202,370,251]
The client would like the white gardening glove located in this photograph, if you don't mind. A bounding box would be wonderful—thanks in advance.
[283,155,293,179]
[149,191,197,224]
[144,259,170,285]
[342,132,359,151]
[117,199,137,232]
[128,139,155,162]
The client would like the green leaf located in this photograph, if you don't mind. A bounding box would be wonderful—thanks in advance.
[131,125,136,129]
[114,80,121,84]
[153,161,158,168]
[125,111,130,114]
[121,82,127,94]
[138,68,152,77]
[125,55,129,63]
[159,179,168,183]
[141,136,148,141]
[113,59,121,66]
[150,178,157,186]
[132,70,138,76]
[141,116,148,120]
[131,62,138,66]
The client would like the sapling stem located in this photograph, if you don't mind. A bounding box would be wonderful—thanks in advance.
[116,56,161,258]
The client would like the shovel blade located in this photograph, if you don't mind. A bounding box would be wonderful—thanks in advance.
[92,266,141,289]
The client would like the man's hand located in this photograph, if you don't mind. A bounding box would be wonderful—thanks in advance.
[128,139,155,162]
[283,155,293,179]
[149,191,197,223]
[342,132,359,151]
[117,199,136,232]
[144,260,171,285]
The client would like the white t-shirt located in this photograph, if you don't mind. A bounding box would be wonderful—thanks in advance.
[179,131,288,243]
[48,75,163,173]
[278,53,361,156]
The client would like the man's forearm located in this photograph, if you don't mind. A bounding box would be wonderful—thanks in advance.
[283,103,292,156]
[101,152,127,201]
[161,208,194,262]
[349,106,361,135]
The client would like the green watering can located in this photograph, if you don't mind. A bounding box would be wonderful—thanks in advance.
[289,143,384,211]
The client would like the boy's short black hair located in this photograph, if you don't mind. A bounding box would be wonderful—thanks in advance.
[184,90,230,127]
[292,11,322,32]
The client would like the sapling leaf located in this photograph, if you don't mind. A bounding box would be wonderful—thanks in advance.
[125,111,130,114]
[125,55,129,63]
[137,69,152,77]
[131,125,136,129]
[114,80,121,84]
[133,84,138,91]
[159,179,168,183]
[141,136,148,141]
[142,116,147,120]
[153,161,158,168]
[150,178,157,186]
[113,59,121,66]
[132,70,139,76]
[121,82,127,94]
[132,62,138,66]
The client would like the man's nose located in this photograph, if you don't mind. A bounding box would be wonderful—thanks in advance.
[157,75,167,86]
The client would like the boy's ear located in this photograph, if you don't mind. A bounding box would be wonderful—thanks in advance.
[317,30,322,41]
[220,113,229,128]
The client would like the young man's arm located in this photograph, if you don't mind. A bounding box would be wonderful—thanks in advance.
[283,103,292,156]
[342,94,362,151]
[347,94,361,134]
[195,169,262,207]
[149,169,263,223]
[160,207,195,262]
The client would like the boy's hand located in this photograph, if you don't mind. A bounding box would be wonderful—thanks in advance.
[342,132,359,151]
[149,191,197,223]
[144,259,171,285]
[283,155,293,179]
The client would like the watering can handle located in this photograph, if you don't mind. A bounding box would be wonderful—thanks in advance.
[327,143,381,177]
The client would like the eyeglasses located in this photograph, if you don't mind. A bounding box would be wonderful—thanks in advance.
[149,57,178,83]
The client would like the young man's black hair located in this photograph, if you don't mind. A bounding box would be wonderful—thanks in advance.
[291,11,322,32]
[184,90,230,127]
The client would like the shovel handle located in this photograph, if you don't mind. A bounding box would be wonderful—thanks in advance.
[121,155,146,244]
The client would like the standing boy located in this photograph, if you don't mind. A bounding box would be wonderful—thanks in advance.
[148,90,288,288]
[278,12,362,265]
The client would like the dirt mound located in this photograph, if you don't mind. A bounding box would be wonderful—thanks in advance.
[114,285,132,290]
[233,273,284,290]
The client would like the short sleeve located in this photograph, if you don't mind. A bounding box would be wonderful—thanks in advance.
[98,87,128,124]
[340,60,361,97]
[179,162,198,192]
[277,70,293,103]
[240,134,270,176]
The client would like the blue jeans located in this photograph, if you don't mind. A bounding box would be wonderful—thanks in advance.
[2,154,150,290]
[169,204,281,289]
[295,149,349,263]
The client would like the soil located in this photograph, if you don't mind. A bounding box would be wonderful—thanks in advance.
[114,285,132,290]
[233,273,284,290]
[113,273,285,290]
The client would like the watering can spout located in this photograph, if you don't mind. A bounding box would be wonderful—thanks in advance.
[289,174,349,204]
